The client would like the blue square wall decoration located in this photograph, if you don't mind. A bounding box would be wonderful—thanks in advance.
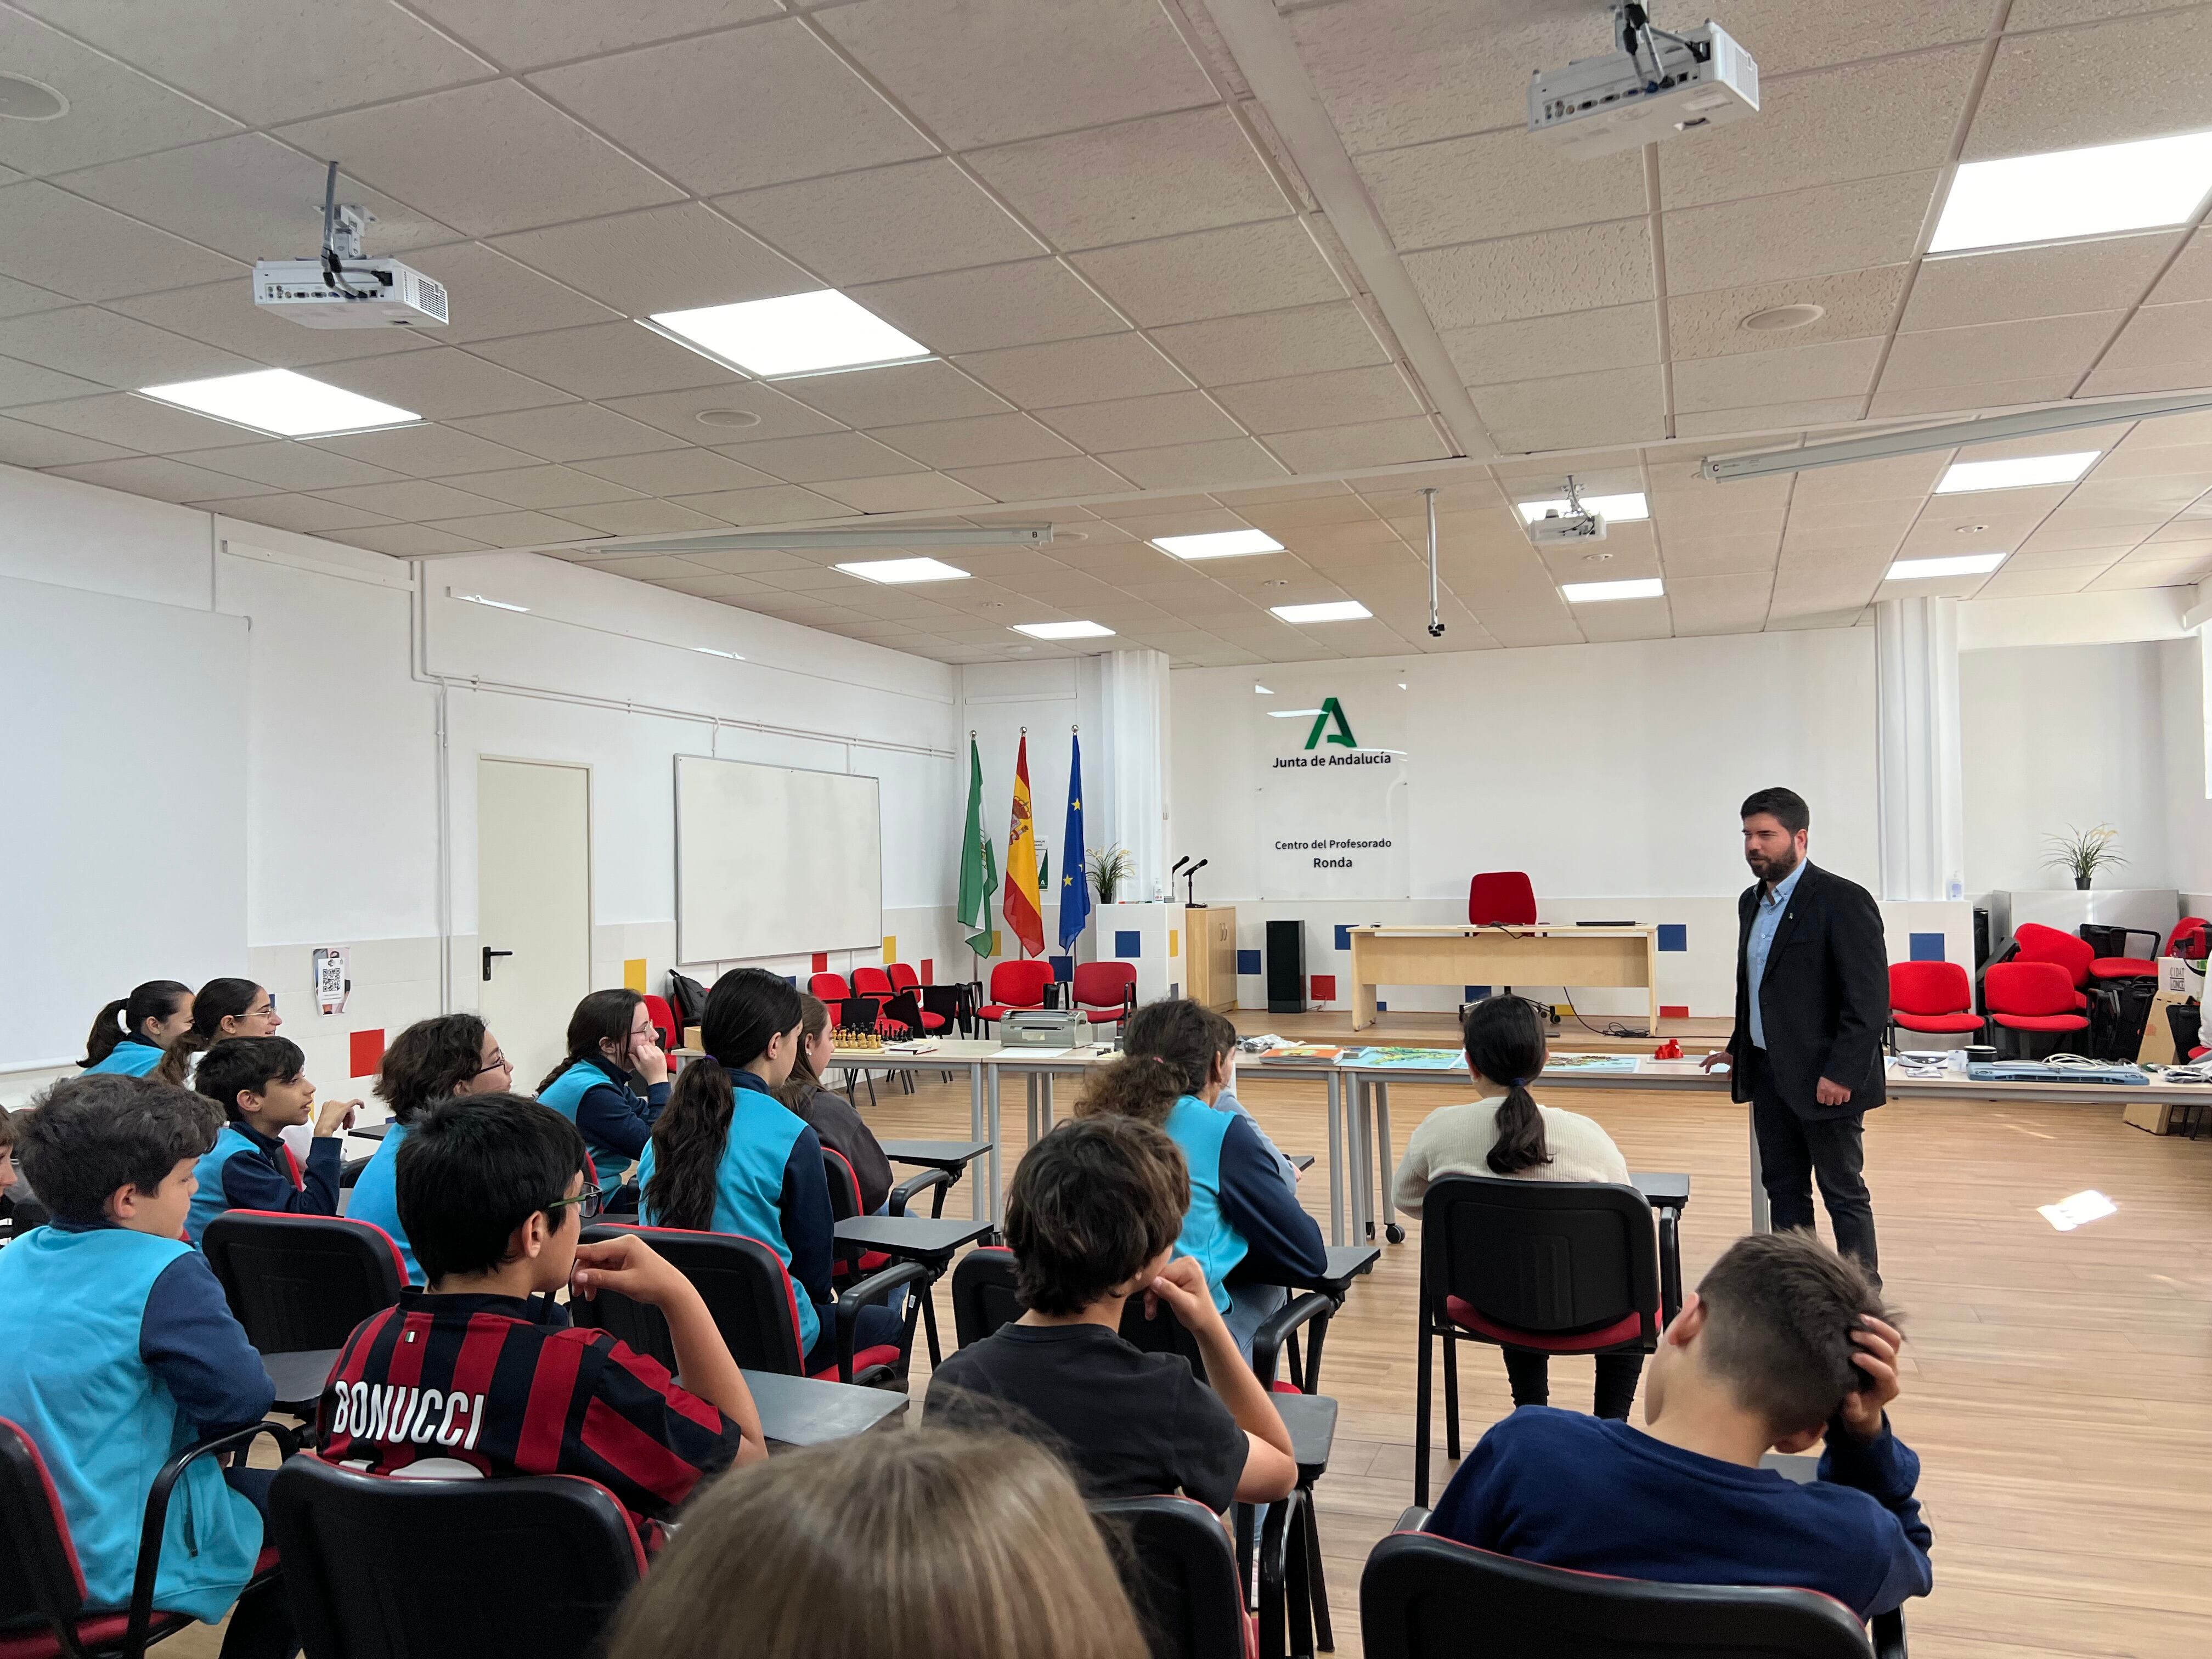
[1334,923,1353,950]
[1909,932,1946,962]
[1657,924,1688,952]
[1237,949,1261,975]
[1115,930,1143,958]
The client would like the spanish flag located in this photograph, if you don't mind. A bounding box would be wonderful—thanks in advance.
[1001,732,1045,958]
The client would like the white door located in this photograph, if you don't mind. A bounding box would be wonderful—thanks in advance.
[477,758,591,1090]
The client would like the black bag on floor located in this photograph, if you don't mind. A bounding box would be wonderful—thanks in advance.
[2169,1001,2203,1058]
[2089,979,2157,1060]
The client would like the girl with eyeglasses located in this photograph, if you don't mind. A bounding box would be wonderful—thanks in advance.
[537,990,669,1192]
[351,1014,516,1284]
[154,977,281,1085]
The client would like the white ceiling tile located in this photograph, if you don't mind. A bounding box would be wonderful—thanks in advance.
[308,424,542,477]
[1266,419,1451,475]
[420,510,599,548]
[2148,230,2212,306]
[850,260,1128,354]
[1664,173,1939,293]
[1664,572,1774,635]
[531,22,934,196]
[2094,438,2212,477]
[551,499,730,537]
[398,243,625,345]
[1092,438,1287,492]
[312,478,509,520]
[1444,304,1655,386]
[2085,558,2212,591]
[47,454,281,504]
[0,413,129,467]
[1658,531,1782,578]
[1674,338,1884,414]
[0,353,103,407]
[445,464,642,510]
[2020,511,2166,550]
[2062,475,2208,516]
[0,273,67,320]
[0,306,246,388]
[866,413,1073,470]
[956,334,1190,410]
[1904,237,2176,332]
[2076,357,2212,397]
[204,493,397,537]
[816,0,1215,150]
[0,12,240,174]
[10,0,492,125]
[1967,10,2212,160]
[599,381,845,443]
[1149,303,1391,387]
[465,323,736,400]
[2092,301,2212,376]
[1883,313,2123,391]
[10,392,262,453]
[967,108,1286,253]
[0,182,243,301]
[1997,542,2131,572]
[667,484,847,524]
[1791,452,1953,505]
[104,281,442,369]
[716,160,1045,287]
[413,0,782,67]
[776,360,1010,428]
[1404,221,1651,330]
[1073,220,1348,328]
[56,136,456,263]
[806,473,995,514]
[1716,1,1998,74]
[572,448,778,495]
[1670,268,1909,359]
[1472,367,1666,452]
[1673,398,1867,438]
[713,431,932,482]
[339,523,493,557]
[945,455,1134,500]
[276,82,684,238]
[1035,392,1243,452]
[1357,128,1645,253]
[1972,566,2099,597]
[1212,366,1424,435]
[188,442,405,493]
[489,204,812,316]
[316,348,571,420]
[1662,47,1979,208]
[449,403,678,461]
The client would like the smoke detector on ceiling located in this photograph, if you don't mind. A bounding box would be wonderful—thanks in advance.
[695,408,763,430]
[1742,303,1826,331]
[0,74,67,120]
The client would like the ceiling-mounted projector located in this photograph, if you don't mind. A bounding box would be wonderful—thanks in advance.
[251,161,449,330]
[1529,4,1758,160]
[1525,475,1608,546]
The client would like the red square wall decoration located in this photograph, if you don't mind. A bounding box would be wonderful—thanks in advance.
[1311,974,1337,1001]
[811,952,828,974]
[349,1028,386,1079]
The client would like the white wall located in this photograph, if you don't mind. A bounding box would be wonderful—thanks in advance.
[1959,641,2172,894]
[2162,631,2212,900]
[0,464,962,1104]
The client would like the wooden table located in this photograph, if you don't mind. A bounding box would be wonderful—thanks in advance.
[1346,925,1660,1032]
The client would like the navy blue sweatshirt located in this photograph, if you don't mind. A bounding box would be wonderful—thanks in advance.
[185,1119,342,1242]
[1431,1406,1933,1618]
[1216,1111,1329,1284]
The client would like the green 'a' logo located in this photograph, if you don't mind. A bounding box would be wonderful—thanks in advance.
[1304,697,1356,751]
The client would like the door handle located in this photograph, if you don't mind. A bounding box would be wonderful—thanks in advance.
[482,947,514,983]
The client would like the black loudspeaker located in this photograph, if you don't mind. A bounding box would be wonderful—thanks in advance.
[1266,919,1307,1014]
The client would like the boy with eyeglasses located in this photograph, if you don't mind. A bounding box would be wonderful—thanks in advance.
[317,1093,765,1547]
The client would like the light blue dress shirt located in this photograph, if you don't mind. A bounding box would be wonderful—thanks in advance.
[1745,860,1807,1051]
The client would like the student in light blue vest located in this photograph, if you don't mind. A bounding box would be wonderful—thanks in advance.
[536,989,670,1191]
[155,978,284,1089]
[0,1073,293,1657]
[350,1013,515,1283]
[184,1036,356,1245]
[1077,998,1328,1363]
[79,980,194,1077]
[639,969,902,1373]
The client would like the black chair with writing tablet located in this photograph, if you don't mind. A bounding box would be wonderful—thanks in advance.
[1092,1493,1259,1659]
[877,1138,992,1218]
[821,1147,990,1367]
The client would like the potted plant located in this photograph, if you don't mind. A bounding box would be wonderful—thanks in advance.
[2041,825,2125,891]
[1087,843,1134,905]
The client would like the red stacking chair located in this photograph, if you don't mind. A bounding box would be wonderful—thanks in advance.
[976,959,1054,1032]
[2006,924,2092,1010]
[1468,871,1538,926]
[2079,923,2163,985]
[884,963,949,1032]
[1984,962,2090,1058]
[809,971,851,1004]
[1886,962,1984,1048]
[1071,960,1138,1032]
[641,993,678,1051]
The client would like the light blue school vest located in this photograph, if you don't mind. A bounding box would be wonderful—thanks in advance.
[637,1075,819,1354]
[342,1124,421,1285]
[185,1126,270,1245]
[84,1038,164,1077]
[1163,1094,1245,1313]
[0,1228,263,1622]
[538,1059,639,1183]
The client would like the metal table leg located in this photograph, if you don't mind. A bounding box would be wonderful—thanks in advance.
[1040,1070,1056,1135]
[967,1061,985,1223]
[1347,1077,1370,1242]
[1374,1080,1401,1244]
[986,1064,1003,1225]
[1325,1070,1345,1247]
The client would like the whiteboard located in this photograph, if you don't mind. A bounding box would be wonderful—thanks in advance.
[675,754,883,964]
[1,576,248,1069]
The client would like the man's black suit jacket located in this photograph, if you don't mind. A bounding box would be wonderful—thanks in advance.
[1728,861,1889,1120]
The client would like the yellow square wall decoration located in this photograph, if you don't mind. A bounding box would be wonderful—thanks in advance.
[623,957,648,992]
[883,935,897,963]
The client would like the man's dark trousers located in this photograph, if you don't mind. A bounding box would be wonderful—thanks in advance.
[1744,1045,1878,1278]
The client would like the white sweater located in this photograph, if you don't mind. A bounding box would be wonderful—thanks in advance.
[1392,1094,1632,1214]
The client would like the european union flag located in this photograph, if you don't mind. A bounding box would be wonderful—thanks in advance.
[1058,731,1091,950]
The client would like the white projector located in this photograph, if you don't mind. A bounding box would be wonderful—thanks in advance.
[1527,509,1609,547]
[1528,19,1758,160]
[251,257,449,330]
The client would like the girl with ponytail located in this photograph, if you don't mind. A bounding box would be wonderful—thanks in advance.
[640,970,902,1372]
[1390,994,1641,1418]
[81,981,194,1075]
[154,978,280,1085]
[1076,998,1325,1362]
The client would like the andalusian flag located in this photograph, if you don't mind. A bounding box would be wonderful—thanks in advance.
[1058,731,1091,951]
[1001,732,1045,958]
[956,737,997,955]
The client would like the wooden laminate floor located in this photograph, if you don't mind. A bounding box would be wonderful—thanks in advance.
[176,1064,2212,1658]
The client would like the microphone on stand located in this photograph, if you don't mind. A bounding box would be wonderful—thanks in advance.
[1184,859,1209,907]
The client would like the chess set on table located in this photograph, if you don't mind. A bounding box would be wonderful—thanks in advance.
[832,1029,886,1050]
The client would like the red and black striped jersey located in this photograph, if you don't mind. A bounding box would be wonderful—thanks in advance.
[317,1289,741,1549]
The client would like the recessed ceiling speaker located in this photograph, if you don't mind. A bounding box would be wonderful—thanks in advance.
[0,74,67,120]
[1741,303,1826,332]
[695,408,763,429]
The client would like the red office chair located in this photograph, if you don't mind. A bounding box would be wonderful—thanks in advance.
[2005,924,2092,1010]
[641,993,678,1052]
[1983,962,2091,1058]
[1886,961,1984,1048]
[977,959,1054,1031]
[2169,917,2210,963]
[809,971,852,1004]
[881,964,950,1032]
[1071,960,1138,1031]
[1468,872,1538,927]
